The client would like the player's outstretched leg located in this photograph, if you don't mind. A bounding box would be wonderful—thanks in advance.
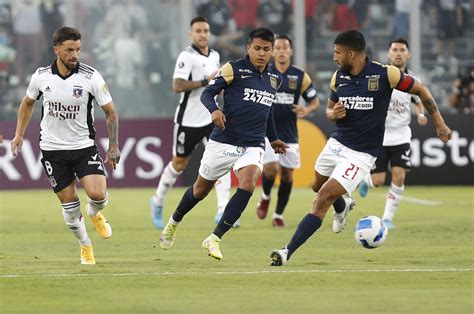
[201,234,222,260]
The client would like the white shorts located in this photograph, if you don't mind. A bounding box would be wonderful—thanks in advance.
[263,137,301,169]
[315,138,376,195]
[199,140,265,181]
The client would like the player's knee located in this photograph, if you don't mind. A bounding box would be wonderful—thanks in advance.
[88,189,107,203]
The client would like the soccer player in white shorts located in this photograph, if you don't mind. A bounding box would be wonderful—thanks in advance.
[270,30,451,266]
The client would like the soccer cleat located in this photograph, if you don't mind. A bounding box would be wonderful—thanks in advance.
[90,211,112,239]
[150,196,163,229]
[160,217,179,250]
[256,198,270,219]
[358,180,369,198]
[382,219,396,230]
[272,217,286,227]
[332,196,356,233]
[214,212,241,228]
[201,234,223,260]
[80,245,96,265]
[270,248,288,266]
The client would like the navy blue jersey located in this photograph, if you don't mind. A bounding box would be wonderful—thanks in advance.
[329,59,414,157]
[269,63,317,143]
[201,55,280,148]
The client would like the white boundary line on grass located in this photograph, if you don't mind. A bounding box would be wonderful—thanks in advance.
[1,268,472,278]
[374,193,442,206]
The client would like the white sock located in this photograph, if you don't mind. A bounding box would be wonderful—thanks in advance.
[261,192,271,200]
[154,162,182,207]
[215,171,231,215]
[62,200,91,246]
[87,192,108,217]
[272,213,283,220]
[382,183,404,221]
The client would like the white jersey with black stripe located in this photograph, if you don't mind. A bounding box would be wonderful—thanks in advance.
[26,62,112,151]
[383,69,421,146]
[172,45,220,127]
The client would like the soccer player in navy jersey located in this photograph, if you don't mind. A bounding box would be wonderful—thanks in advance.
[10,27,120,265]
[255,34,320,227]
[159,27,288,260]
[270,30,452,266]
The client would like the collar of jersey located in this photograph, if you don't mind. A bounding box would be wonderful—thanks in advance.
[191,44,210,57]
[51,59,80,80]
[243,55,269,74]
[339,57,371,77]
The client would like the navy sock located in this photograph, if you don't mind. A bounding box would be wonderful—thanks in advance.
[172,187,200,222]
[213,188,252,238]
[286,214,322,259]
[333,196,345,214]
[262,174,274,196]
[275,180,293,215]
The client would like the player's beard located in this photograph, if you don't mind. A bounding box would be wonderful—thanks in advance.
[59,57,77,71]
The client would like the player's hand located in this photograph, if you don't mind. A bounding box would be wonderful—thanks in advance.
[0,134,3,143]
[10,135,23,157]
[270,139,289,154]
[208,70,219,81]
[417,114,428,126]
[332,102,346,120]
[212,110,226,130]
[435,123,452,143]
[105,144,121,170]
[292,104,308,118]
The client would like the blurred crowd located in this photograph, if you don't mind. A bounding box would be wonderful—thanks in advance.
[0,0,472,120]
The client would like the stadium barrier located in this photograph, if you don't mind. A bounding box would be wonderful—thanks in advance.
[0,114,472,190]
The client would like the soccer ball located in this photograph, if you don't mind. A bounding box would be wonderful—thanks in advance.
[354,215,388,249]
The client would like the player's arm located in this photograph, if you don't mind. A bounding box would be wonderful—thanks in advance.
[326,71,346,122]
[101,101,121,170]
[11,95,35,156]
[413,98,427,126]
[294,73,319,117]
[449,78,462,109]
[388,66,451,142]
[201,62,233,130]
[172,72,217,93]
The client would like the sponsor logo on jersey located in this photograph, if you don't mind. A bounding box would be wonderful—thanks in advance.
[275,92,295,104]
[339,96,374,110]
[222,146,247,158]
[241,75,252,79]
[238,68,253,73]
[288,75,298,90]
[72,86,83,98]
[339,75,351,80]
[102,83,110,95]
[243,88,275,106]
[47,101,80,120]
[88,154,104,171]
[178,61,185,68]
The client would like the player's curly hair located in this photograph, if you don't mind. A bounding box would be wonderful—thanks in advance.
[53,27,81,46]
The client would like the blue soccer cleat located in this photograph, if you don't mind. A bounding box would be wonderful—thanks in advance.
[382,219,396,230]
[150,196,163,229]
[358,180,369,198]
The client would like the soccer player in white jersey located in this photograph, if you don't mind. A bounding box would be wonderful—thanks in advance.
[10,27,121,265]
[149,17,234,229]
[358,38,428,229]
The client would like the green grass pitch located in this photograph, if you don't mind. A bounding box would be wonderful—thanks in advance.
[0,186,472,313]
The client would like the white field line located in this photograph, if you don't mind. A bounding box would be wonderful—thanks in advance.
[374,193,442,206]
[1,268,472,279]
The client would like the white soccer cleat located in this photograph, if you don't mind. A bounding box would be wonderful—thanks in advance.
[270,248,288,266]
[332,196,356,233]
[160,217,179,250]
[201,234,223,260]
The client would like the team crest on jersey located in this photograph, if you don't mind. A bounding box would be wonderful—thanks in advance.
[72,86,83,98]
[270,76,278,89]
[178,61,185,68]
[368,77,379,91]
[288,75,298,90]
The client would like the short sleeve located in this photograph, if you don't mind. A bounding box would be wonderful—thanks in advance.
[91,71,113,106]
[387,65,402,89]
[173,51,193,80]
[26,71,41,100]
[329,71,338,103]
